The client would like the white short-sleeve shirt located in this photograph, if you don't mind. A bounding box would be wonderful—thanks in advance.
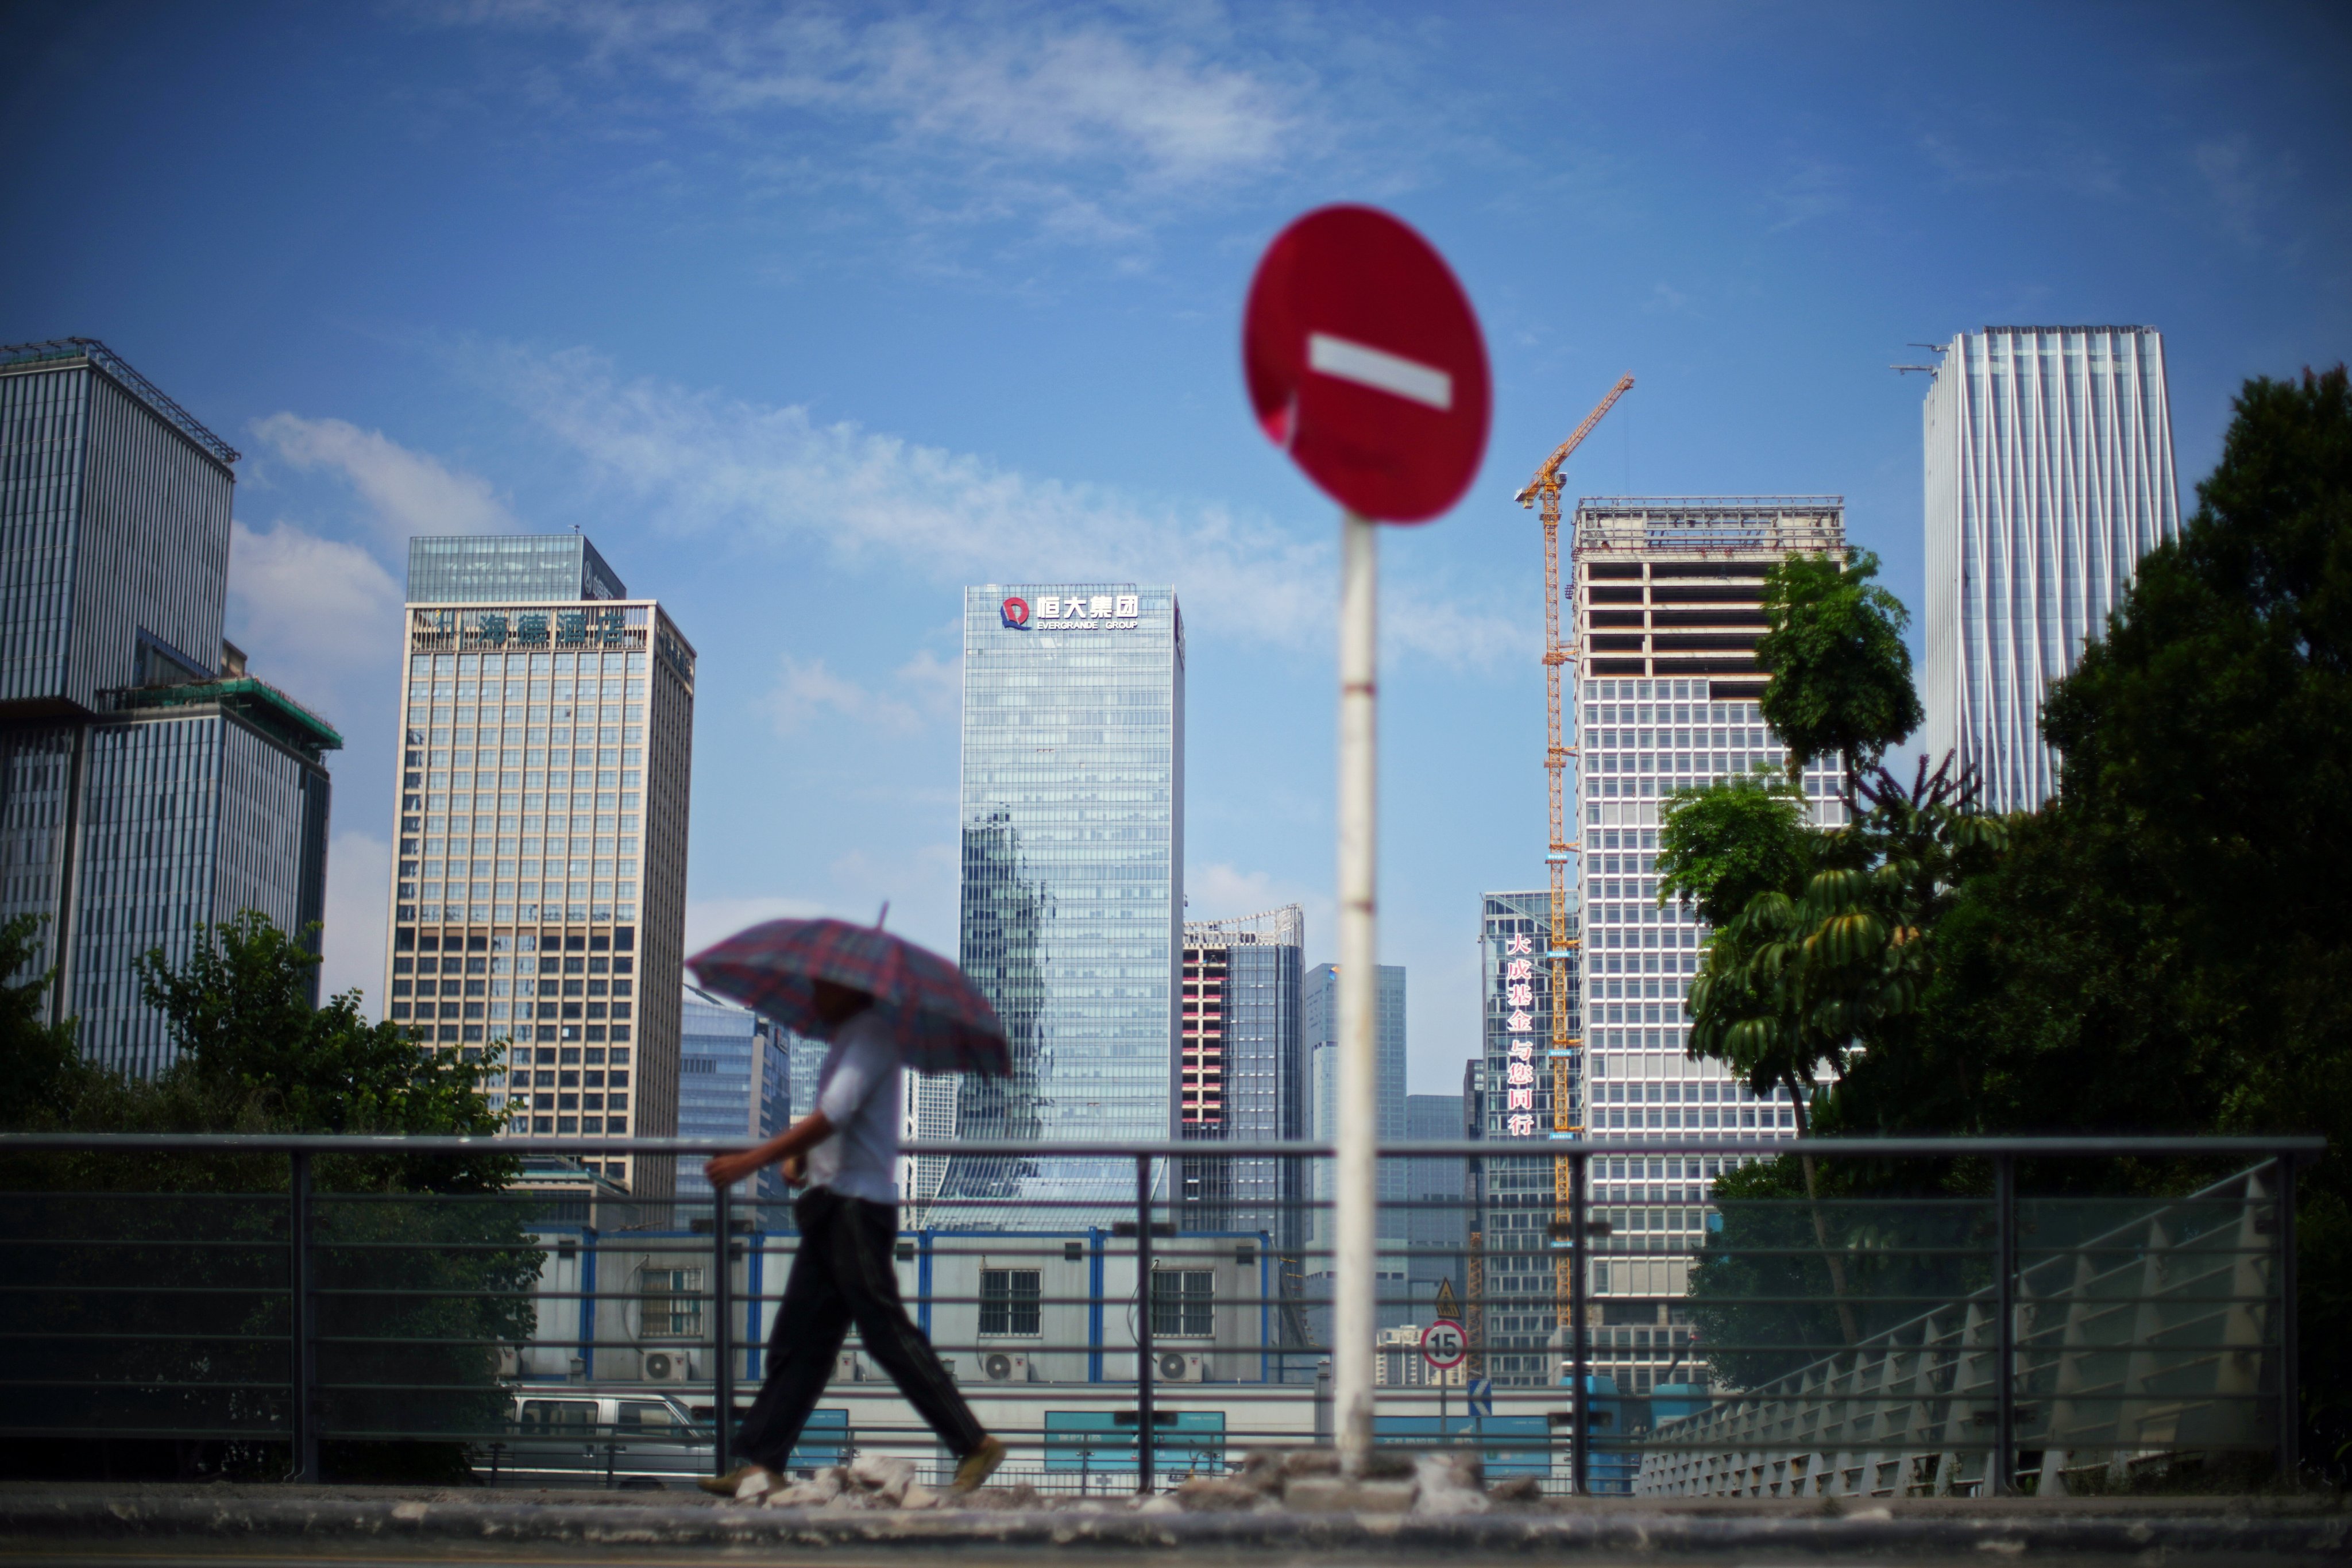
[806,1009,903,1204]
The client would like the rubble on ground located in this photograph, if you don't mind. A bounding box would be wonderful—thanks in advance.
[736,1447,1546,1514]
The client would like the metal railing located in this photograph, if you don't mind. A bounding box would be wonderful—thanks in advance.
[0,1133,2318,1496]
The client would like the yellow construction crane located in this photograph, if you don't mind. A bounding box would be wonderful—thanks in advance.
[1515,372,1634,1335]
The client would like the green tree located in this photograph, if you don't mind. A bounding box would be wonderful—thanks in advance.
[0,914,96,1131]
[2,913,536,1483]
[1656,773,1813,929]
[1822,366,2352,1479]
[1756,550,1925,798]
[135,910,507,1165]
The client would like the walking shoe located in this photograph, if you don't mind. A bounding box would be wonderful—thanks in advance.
[950,1435,1007,1493]
[697,1463,775,1499]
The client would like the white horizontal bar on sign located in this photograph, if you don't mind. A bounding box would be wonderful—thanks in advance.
[1307,333,1453,411]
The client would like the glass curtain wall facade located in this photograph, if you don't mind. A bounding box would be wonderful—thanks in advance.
[0,339,335,1075]
[924,584,1183,1230]
[674,983,792,1207]
[65,694,334,1073]
[383,538,696,1200]
[1921,327,2181,813]
[1303,963,1408,1242]
[1403,1092,1468,1324]
[1303,961,1408,1337]
[407,535,627,607]
[1473,890,1573,1386]
[1176,906,1306,1346]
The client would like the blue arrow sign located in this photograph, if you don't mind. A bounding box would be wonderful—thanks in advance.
[1466,1377,1493,1419]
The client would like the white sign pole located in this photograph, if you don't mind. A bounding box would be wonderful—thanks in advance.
[1334,509,1379,1476]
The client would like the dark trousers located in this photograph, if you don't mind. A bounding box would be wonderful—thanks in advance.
[734,1186,986,1470]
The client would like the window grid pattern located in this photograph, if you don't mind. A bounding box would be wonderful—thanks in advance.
[380,567,696,1202]
[1476,890,1570,1385]
[1922,327,2181,813]
[979,1268,1042,1337]
[0,360,230,713]
[405,535,627,604]
[672,983,795,1204]
[1176,927,1303,1259]
[639,1268,704,1339]
[0,348,322,1076]
[1150,1269,1214,1338]
[920,584,1183,1230]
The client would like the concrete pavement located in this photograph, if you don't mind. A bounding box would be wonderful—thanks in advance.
[0,1482,2345,1563]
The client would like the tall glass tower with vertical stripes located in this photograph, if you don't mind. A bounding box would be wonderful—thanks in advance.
[0,339,335,1076]
[917,583,1183,1231]
[1921,327,2181,813]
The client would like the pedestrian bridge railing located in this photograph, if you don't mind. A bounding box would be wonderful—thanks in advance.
[0,1133,2316,1495]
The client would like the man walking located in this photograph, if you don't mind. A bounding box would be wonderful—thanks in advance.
[700,978,1006,1499]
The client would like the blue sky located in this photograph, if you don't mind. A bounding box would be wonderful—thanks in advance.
[5,1,2346,1090]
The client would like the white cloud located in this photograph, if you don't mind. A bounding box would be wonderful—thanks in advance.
[762,648,958,735]
[1187,860,1331,958]
[896,647,963,717]
[764,653,917,734]
[1764,158,1845,231]
[2192,133,2287,246]
[474,343,1523,666]
[320,831,391,1015]
[446,1,1303,191]
[684,840,959,970]
[225,520,403,712]
[683,894,834,964]
[251,414,517,547]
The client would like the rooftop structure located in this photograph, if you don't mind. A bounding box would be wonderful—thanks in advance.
[0,338,240,469]
[1920,326,2180,812]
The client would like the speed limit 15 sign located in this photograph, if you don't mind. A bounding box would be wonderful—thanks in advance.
[1421,1318,1467,1371]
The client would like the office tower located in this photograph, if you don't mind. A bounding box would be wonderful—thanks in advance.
[383,534,696,1199]
[922,584,1183,1228]
[1177,905,1304,1235]
[1473,890,1575,1386]
[0,338,334,1075]
[1572,496,1843,1104]
[1921,327,2181,812]
[1303,961,1407,1226]
[1303,960,1408,1333]
[673,983,793,1206]
[1403,1091,1467,1322]
[1570,499,1838,1370]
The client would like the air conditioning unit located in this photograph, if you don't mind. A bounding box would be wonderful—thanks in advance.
[1156,1351,1207,1384]
[641,1349,693,1383]
[980,1351,1030,1384]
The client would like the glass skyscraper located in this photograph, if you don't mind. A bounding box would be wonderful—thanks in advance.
[382,534,696,1198]
[1473,889,1571,1386]
[918,583,1183,1230]
[1177,906,1305,1315]
[0,339,334,1076]
[674,983,793,1207]
[1921,327,2181,812]
[1303,960,1408,1335]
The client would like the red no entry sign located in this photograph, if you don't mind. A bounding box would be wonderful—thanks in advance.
[1243,205,1491,523]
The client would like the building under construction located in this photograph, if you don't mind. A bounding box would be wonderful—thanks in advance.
[1568,495,1847,1397]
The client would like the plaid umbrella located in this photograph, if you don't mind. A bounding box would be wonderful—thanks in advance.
[687,917,1010,1077]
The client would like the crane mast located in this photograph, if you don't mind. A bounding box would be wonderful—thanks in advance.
[1516,373,1634,1341]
